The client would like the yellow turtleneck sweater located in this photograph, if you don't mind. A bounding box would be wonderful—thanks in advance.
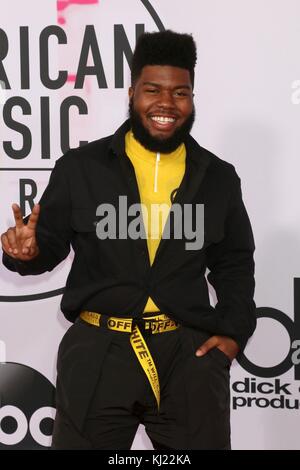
[125,130,186,312]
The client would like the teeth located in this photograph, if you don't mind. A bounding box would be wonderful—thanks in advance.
[151,116,175,123]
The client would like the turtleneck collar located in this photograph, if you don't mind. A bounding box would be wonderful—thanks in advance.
[125,130,185,166]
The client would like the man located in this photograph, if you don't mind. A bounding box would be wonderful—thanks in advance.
[1,30,256,450]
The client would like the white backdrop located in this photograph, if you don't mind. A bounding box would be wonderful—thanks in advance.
[1,0,300,449]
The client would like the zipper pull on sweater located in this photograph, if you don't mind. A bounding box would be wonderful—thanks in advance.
[154,152,160,193]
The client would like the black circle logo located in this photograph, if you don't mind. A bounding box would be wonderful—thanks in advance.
[0,363,55,449]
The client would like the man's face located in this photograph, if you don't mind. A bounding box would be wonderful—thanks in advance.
[129,65,195,152]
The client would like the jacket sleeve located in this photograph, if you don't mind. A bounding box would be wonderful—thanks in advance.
[206,171,256,351]
[2,157,73,275]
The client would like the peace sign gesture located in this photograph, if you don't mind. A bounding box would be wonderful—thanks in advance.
[1,204,40,261]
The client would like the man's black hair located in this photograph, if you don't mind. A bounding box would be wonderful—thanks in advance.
[131,30,197,87]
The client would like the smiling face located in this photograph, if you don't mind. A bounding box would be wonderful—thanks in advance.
[129,65,195,152]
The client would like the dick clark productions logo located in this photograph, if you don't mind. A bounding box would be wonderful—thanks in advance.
[238,279,300,380]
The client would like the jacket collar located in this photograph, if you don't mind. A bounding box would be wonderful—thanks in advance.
[109,119,131,158]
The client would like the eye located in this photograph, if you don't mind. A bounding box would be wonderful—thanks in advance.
[174,91,189,97]
[145,88,159,94]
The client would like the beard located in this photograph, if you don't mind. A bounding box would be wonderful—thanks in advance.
[128,100,195,153]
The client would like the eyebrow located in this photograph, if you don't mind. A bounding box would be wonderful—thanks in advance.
[142,81,192,90]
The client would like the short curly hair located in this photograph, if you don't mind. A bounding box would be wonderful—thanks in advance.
[131,30,197,88]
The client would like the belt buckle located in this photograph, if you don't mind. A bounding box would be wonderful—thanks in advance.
[132,318,152,336]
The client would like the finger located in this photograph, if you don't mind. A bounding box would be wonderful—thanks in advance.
[23,241,39,258]
[22,235,40,257]
[28,244,39,257]
[23,236,33,249]
[26,204,40,231]
[1,233,16,257]
[216,336,240,360]
[12,203,24,229]
[195,335,219,357]
[22,236,35,255]
[6,228,19,255]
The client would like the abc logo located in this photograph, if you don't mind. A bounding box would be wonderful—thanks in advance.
[0,363,55,449]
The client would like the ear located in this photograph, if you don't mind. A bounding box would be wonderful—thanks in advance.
[128,87,134,100]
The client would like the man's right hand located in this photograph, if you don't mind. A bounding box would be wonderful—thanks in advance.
[1,204,40,261]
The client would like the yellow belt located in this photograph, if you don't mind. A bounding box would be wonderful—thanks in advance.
[80,311,180,410]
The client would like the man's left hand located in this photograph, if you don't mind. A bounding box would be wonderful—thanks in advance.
[195,335,240,362]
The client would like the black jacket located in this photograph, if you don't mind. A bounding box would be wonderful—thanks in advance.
[3,120,256,350]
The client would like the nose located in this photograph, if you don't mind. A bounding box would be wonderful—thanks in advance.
[158,90,175,109]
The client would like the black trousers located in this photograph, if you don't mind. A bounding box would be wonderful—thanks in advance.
[51,320,231,450]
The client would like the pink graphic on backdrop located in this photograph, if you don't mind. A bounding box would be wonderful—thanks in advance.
[56,0,99,88]
[57,0,99,25]
[66,73,91,92]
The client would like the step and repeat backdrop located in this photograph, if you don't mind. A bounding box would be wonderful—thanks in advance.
[0,0,300,449]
